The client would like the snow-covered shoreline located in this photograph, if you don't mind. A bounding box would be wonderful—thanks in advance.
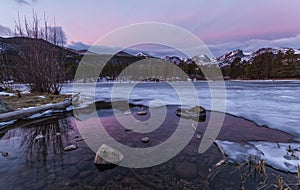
[216,140,300,173]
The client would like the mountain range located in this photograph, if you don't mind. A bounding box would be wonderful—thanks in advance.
[1,37,300,80]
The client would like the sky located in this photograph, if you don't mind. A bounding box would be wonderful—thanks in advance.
[0,0,300,57]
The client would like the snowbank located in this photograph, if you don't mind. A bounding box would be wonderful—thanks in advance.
[216,140,300,173]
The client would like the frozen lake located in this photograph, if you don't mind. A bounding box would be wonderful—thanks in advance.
[63,80,300,140]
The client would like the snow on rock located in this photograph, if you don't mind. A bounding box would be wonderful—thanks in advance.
[37,96,46,99]
[250,141,300,173]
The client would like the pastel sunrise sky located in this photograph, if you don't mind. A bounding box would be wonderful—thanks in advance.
[1,0,300,56]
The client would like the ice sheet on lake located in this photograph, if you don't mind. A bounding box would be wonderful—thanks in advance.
[216,140,300,173]
[61,81,300,140]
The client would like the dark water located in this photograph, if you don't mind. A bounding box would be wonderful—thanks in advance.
[0,106,298,189]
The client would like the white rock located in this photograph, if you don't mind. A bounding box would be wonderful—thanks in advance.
[64,144,78,151]
[136,111,147,115]
[141,137,150,143]
[94,144,124,165]
[34,134,45,140]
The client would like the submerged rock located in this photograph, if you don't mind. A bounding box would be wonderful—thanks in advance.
[176,106,206,122]
[64,144,78,151]
[94,144,124,165]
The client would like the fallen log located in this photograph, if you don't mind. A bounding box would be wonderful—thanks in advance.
[0,99,71,122]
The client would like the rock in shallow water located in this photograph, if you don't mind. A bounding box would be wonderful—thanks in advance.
[64,144,78,151]
[136,111,147,115]
[176,106,206,122]
[94,144,124,165]
[34,134,45,140]
[141,137,150,143]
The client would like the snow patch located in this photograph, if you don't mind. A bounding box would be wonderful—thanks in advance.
[0,120,17,129]
[0,92,15,96]
[250,141,300,173]
[27,110,53,119]
[215,140,264,164]
[216,140,300,173]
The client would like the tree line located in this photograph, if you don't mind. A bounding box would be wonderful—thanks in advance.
[221,49,300,80]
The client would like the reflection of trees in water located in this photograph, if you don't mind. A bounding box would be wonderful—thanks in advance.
[15,116,74,167]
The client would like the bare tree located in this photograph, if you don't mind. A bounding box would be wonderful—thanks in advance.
[13,11,71,94]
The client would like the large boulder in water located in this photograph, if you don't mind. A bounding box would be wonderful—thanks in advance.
[176,105,206,122]
[94,144,124,165]
[0,99,11,114]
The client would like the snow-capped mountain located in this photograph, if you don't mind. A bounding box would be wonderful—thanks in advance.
[135,51,152,58]
[216,49,245,67]
[216,47,300,67]
[192,54,216,65]
[163,56,182,65]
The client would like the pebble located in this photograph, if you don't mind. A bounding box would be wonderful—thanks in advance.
[64,144,78,151]
[56,132,61,136]
[196,134,201,139]
[141,137,150,143]
[34,134,45,140]
[136,111,147,115]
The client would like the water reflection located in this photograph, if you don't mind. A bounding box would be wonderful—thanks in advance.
[0,114,86,189]
[0,107,298,189]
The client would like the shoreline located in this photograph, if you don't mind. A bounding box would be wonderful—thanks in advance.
[0,98,296,143]
[0,101,298,189]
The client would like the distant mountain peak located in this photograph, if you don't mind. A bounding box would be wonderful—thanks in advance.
[135,51,151,58]
[192,54,216,65]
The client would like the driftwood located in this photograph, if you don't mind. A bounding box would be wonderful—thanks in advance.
[0,99,71,122]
